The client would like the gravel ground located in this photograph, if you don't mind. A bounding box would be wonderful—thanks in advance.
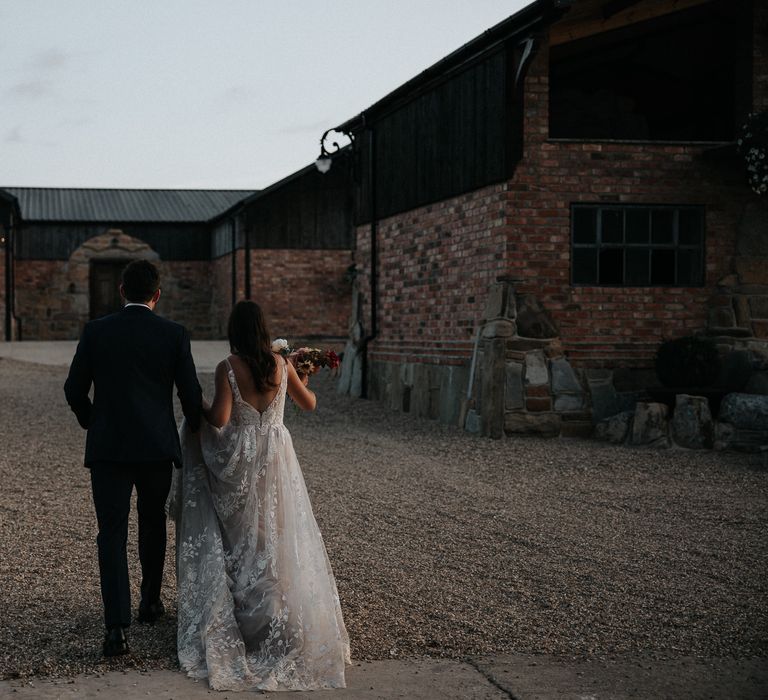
[1,357,767,680]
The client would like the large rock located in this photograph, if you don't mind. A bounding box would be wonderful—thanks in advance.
[505,362,524,410]
[719,393,768,431]
[630,402,670,447]
[594,411,633,444]
[671,394,714,449]
[551,358,582,393]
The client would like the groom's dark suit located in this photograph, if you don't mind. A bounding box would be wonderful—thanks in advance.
[64,304,202,629]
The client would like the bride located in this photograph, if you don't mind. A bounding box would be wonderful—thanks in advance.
[170,300,350,691]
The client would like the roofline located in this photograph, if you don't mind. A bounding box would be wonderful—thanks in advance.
[335,0,570,133]
[0,188,21,216]
[0,187,255,193]
[210,147,351,223]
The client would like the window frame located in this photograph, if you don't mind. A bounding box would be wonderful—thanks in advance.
[570,203,706,288]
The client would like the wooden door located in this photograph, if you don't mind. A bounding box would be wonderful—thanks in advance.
[89,261,125,319]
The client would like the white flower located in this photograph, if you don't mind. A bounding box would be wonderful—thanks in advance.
[271,338,289,352]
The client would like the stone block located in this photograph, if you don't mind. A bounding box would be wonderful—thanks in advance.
[630,402,670,447]
[526,384,550,398]
[551,357,582,393]
[482,319,516,338]
[719,393,768,431]
[594,411,634,444]
[716,349,753,392]
[754,320,768,339]
[336,340,356,394]
[504,412,561,437]
[483,282,508,320]
[554,394,585,412]
[439,365,469,425]
[671,394,714,449]
[526,397,552,412]
[524,350,549,386]
[481,338,506,438]
[734,296,752,327]
[504,362,524,411]
[737,201,768,256]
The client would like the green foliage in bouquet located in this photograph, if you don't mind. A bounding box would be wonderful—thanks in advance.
[655,335,721,388]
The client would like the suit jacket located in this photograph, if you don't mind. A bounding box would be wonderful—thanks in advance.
[64,305,203,468]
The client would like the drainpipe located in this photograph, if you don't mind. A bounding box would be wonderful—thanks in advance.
[244,218,251,300]
[361,125,378,399]
[230,218,237,306]
[3,213,12,341]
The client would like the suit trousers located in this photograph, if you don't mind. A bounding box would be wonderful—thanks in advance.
[90,461,173,629]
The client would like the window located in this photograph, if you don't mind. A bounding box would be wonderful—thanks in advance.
[571,204,704,287]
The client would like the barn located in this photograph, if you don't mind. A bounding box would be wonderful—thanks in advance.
[330,0,768,440]
[1,156,353,344]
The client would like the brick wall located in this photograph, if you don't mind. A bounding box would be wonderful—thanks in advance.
[502,39,751,368]
[247,248,352,341]
[355,184,508,368]
[355,21,761,375]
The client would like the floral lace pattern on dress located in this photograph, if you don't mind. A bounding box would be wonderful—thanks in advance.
[172,357,350,691]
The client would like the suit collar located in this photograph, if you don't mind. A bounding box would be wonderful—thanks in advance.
[122,304,153,313]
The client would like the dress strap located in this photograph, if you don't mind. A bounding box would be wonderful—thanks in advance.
[224,358,242,401]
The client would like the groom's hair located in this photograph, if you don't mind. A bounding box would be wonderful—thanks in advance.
[122,260,160,302]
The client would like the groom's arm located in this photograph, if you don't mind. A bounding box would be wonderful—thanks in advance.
[174,326,203,433]
[64,324,94,429]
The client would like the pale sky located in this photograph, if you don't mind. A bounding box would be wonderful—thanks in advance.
[0,0,530,190]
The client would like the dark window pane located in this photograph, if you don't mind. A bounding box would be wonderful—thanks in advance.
[679,209,703,245]
[651,209,674,244]
[601,209,623,243]
[651,249,676,284]
[573,248,597,283]
[599,248,624,284]
[626,208,650,244]
[677,249,703,285]
[573,208,597,244]
[626,248,650,285]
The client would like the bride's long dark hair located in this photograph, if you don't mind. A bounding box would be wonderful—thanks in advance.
[228,300,276,392]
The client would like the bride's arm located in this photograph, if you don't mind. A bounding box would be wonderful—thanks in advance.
[286,359,316,411]
[203,361,233,428]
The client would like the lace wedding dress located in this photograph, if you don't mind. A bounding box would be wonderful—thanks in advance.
[170,357,350,691]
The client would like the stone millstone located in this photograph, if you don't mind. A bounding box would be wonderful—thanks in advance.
[671,394,714,449]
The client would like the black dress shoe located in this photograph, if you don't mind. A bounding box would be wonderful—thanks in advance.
[137,599,165,624]
[103,626,129,657]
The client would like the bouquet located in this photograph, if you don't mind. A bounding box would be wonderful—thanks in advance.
[271,339,340,377]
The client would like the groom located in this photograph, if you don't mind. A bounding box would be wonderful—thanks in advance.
[64,259,202,657]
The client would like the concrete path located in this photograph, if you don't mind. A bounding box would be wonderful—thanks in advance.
[2,655,767,699]
[0,340,230,372]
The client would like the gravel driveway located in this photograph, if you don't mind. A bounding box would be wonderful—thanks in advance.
[1,357,766,679]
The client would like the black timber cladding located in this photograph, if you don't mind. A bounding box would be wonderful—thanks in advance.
[15,222,211,261]
[236,152,352,252]
[338,0,557,223]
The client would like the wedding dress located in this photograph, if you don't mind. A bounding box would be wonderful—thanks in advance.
[170,357,350,691]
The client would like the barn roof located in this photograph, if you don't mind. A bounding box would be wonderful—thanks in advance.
[1,188,255,223]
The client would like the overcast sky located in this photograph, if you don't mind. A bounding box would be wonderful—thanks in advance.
[1,0,529,191]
